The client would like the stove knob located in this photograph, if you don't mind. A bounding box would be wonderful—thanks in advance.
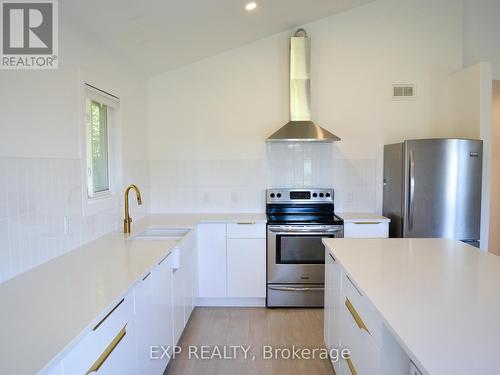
[312,193,318,198]
[319,193,324,198]
[326,192,331,198]
[277,193,282,198]
[270,193,275,198]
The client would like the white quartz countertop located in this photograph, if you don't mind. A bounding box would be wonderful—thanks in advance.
[338,212,390,223]
[323,238,500,375]
[0,212,265,375]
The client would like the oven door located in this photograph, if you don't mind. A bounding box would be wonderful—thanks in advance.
[267,225,343,284]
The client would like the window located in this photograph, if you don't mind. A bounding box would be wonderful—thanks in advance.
[84,83,120,202]
[87,99,110,197]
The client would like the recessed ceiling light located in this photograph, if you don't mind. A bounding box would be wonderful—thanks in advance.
[245,2,257,11]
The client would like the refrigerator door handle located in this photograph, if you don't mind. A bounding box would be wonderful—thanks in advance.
[408,148,415,231]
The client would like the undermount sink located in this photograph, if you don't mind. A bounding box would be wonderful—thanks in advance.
[131,227,191,241]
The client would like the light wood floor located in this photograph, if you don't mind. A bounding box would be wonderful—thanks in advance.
[166,307,333,375]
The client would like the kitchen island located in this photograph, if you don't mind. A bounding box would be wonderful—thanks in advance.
[322,238,500,375]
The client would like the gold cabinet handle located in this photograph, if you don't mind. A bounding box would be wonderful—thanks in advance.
[236,222,256,225]
[86,325,127,374]
[345,298,370,334]
[352,222,382,225]
[346,357,358,375]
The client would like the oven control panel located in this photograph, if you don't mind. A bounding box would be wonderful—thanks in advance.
[267,188,334,203]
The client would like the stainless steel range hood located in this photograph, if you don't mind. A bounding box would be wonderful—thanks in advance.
[267,29,340,142]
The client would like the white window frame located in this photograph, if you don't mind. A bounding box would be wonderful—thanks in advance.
[80,78,123,217]
[86,96,111,199]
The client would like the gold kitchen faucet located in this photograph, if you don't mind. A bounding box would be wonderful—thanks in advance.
[124,184,142,234]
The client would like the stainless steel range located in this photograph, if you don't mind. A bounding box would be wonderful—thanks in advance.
[266,188,343,307]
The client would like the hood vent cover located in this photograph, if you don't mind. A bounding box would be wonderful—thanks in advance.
[267,29,340,142]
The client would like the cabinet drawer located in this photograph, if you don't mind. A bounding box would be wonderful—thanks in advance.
[340,306,381,375]
[344,222,388,238]
[62,292,134,374]
[342,273,383,348]
[227,222,266,238]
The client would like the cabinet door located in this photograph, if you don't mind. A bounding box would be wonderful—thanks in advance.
[324,249,332,346]
[152,255,174,372]
[181,231,197,323]
[91,320,136,375]
[62,293,135,375]
[227,239,266,298]
[134,271,156,374]
[325,250,342,375]
[197,224,227,297]
[172,258,186,345]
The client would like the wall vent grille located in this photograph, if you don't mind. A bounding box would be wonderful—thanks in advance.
[393,84,416,99]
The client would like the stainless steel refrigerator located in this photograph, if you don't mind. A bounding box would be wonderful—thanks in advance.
[383,138,483,246]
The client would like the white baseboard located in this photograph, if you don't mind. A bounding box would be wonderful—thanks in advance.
[195,297,266,307]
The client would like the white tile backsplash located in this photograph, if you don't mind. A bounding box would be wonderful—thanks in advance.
[0,157,150,284]
[1,148,377,283]
[149,143,377,215]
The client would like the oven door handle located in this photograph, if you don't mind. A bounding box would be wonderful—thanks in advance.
[268,286,325,292]
[268,227,342,234]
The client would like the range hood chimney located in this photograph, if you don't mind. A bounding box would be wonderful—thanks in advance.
[267,29,340,142]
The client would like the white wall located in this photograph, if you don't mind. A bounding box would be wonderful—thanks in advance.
[463,0,500,80]
[490,81,500,255]
[0,16,150,283]
[148,0,463,214]
[451,63,493,251]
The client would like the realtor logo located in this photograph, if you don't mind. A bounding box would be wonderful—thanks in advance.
[1,0,58,69]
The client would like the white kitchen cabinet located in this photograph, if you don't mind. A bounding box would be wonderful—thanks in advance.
[324,248,411,375]
[226,222,266,238]
[324,249,343,375]
[324,250,334,369]
[344,222,389,238]
[197,223,227,298]
[62,292,135,375]
[227,238,266,297]
[134,270,155,375]
[172,247,186,345]
[180,231,197,323]
[135,252,174,375]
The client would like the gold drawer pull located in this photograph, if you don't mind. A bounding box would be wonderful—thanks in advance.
[236,222,256,225]
[346,357,358,375]
[353,222,382,225]
[345,298,370,334]
[86,325,127,374]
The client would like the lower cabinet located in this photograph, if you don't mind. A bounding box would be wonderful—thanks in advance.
[198,222,266,303]
[58,232,198,375]
[227,238,266,297]
[173,230,198,345]
[324,248,410,375]
[324,249,342,375]
[135,253,174,374]
[344,222,389,238]
[172,248,186,345]
[62,292,136,375]
[197,223,227,297]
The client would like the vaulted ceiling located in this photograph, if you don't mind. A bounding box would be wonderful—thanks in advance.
[62,0,374,77]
